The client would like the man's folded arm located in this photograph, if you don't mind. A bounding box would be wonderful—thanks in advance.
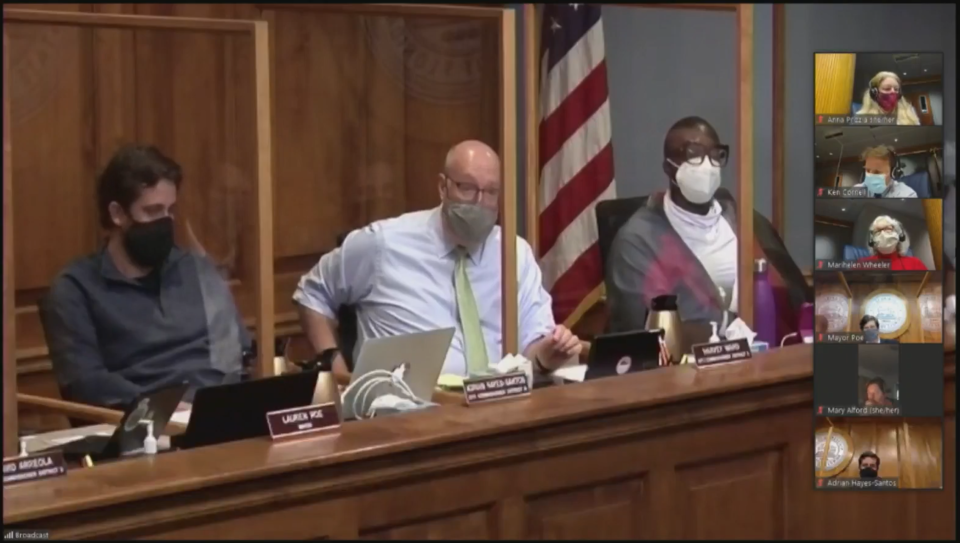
[43,277,142,408]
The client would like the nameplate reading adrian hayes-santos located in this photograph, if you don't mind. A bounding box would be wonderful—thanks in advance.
[464,371,530,405]
[266,403,340,440]
[693,339,753,367]
[3,450,67,487]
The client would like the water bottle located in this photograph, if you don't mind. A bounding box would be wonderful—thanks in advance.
[753,258,777,346]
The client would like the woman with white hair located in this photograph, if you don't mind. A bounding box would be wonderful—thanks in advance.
[856,215,927,270]
[855,71,921,126]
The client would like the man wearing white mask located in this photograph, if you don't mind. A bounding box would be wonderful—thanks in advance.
[606,117,739,330]
[852,145,917,198]
[294,140,582,383]
[855,215,927,271]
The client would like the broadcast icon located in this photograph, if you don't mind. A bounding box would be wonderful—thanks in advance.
[817,479,824,488]
[818,115,823,124]
[818,406,823,414]
[817,188,824,196]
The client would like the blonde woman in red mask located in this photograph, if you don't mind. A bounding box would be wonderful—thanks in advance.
[855,71,920,125]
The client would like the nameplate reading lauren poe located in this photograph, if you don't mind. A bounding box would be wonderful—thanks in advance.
[692,339,753,367]
[464,371,530,405]
[3,450,67,487]
[266,403,340,440]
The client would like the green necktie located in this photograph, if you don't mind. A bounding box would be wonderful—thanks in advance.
[454,248,489,376]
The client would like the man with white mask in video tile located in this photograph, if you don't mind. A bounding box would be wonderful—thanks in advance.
[856,215,927,271]
[852,145,917,199]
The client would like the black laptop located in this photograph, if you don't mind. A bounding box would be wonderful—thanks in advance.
[52,383,188,461]
[172,370,320,450]
[585,330,665,381]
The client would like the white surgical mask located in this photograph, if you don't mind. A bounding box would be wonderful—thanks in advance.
[872,230,899,253]
[669,159,722,204]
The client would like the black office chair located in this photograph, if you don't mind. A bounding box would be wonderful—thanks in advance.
[595,196,649,280]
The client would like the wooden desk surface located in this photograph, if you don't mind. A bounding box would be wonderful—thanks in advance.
[4,345,956,540]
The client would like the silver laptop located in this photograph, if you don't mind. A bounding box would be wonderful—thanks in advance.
[349,328,455,401]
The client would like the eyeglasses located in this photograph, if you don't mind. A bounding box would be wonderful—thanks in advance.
[444,175,500,202]
[680,143,730,167]
[873,225,897,235]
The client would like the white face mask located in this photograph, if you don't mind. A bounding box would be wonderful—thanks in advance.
[872,230,900,254]
[670,159,722,204]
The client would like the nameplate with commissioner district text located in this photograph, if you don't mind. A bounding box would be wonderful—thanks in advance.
[3,450,67,487]
[266,403,340,440]
[464,371,530,405]
[692,339,752,368]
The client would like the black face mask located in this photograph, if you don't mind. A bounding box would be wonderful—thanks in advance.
[122,216,174,269]
[860,467,878,478]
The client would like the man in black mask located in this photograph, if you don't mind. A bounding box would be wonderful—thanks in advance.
[858,451,881,478]
[42,145,251,409]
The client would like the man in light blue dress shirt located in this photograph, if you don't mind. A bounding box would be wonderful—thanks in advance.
[294,140,582,381]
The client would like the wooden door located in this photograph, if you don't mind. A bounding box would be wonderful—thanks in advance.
[905,92,935,125]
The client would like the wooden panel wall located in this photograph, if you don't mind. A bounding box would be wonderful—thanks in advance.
[816,417,943,489]
[6,4,501,381]
[814,53,856,116]
[3,28,18,457]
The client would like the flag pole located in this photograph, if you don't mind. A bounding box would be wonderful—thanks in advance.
[500,8,519,357]
[523,4,539,255]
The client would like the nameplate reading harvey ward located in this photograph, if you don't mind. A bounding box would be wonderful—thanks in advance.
[266,403,340,440]
[3,450,67,487]
[464,371,530,405]
[693,339,753,368]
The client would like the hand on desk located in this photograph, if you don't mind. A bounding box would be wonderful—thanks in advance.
[539,325,583,370]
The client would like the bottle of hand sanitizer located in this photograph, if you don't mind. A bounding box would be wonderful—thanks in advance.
[19,439,28,458]
[709,321,721,343]
[143,421,158,455]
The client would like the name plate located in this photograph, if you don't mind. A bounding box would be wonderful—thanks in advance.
[3,450,67,487]
[266,403,340,440]
[464,371,530,405]
[692,339,753,367]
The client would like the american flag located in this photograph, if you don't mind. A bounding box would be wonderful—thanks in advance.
[538,4,616,326]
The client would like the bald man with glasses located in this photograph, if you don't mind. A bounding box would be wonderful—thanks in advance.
[294,140,582,383]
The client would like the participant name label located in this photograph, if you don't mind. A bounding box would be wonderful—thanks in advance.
[818,477,899,490]
[464,372,530,405]
[818,333,865,343]
[816,260,891,271]
[266,403,340,439]
[3,451,67,487]
[818,405,901,417]
[817,187,869,199]
[693,339,753,367]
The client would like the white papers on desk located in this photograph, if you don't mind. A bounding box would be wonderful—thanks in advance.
[552,364,588,383]
[20,424,115,454]
[170,409,192,426]
[49,434,111,446]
